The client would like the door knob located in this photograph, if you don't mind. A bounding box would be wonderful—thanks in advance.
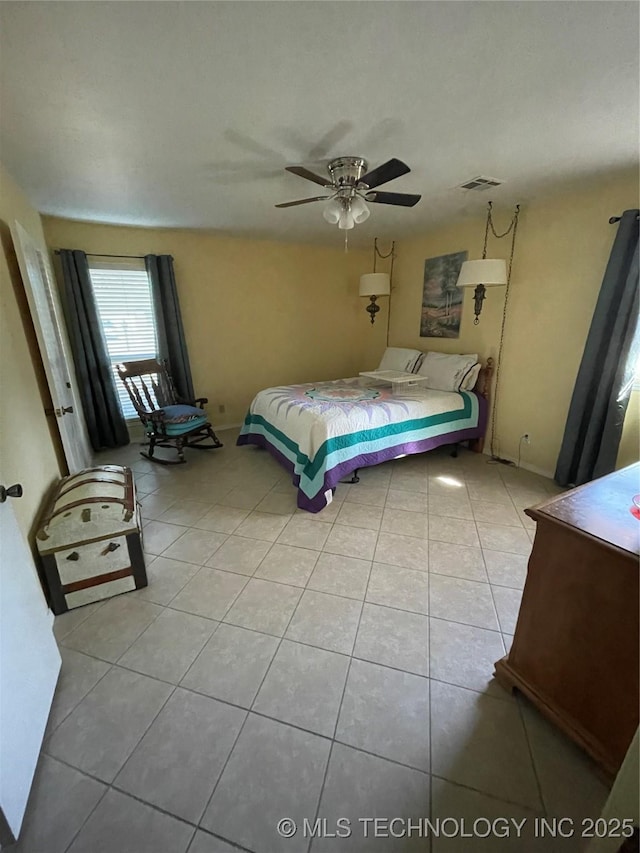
[0,483,23,503]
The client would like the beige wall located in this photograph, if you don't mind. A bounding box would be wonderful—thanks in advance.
[42,218,376,426]
[389,169,639,476]
[19,167,640,486]
[0,164,62,536]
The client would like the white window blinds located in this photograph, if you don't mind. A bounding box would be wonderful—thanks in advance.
[88,258,158,419]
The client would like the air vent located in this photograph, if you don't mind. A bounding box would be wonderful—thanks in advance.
[458,176,504,191]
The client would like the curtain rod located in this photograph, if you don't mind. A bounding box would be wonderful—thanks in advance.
[609,214,640,224]
[54,250,148,259]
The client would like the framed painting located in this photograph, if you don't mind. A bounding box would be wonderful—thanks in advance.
[419,250,467,338]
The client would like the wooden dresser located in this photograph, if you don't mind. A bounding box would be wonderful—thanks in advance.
[495,463,640,778]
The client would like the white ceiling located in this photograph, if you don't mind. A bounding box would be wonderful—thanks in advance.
[1,1,638,246]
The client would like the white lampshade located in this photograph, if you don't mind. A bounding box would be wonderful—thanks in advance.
[456,259,507,288]
[359,272,390,297]
[322,198,342,224]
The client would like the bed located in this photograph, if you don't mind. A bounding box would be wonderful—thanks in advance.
[236,355,493,513]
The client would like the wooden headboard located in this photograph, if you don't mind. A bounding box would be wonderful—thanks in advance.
[468,357,494,454]
[474,357,494,399]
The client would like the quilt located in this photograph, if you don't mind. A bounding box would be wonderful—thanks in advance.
[237,377,487,512]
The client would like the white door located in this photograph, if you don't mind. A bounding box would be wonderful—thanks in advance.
[0,487,61,844]
[11,221,92,473]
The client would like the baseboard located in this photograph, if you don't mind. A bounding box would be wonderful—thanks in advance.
[522,462,555,480]
[126,421,146,443]
[482,450,554,480]
[126,420,554,478]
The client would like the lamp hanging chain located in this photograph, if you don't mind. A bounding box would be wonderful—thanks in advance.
[482,202,491,260]
[372,238,396,345]
[387,243,396,346]
[374,238,395,261]
[489,204,520,460]
[488,206,518,240]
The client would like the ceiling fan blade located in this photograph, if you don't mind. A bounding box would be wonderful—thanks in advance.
[275,196,329,208]
[360,158,410,189]
[285,165,329,187]
[367,191,421,207]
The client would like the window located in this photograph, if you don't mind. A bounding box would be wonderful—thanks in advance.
[88,258,158,419]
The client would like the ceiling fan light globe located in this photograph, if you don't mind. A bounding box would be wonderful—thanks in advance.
[322,199,342,224]
[351,196,370,223]
[338,209,355,230]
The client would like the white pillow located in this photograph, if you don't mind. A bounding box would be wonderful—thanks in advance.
[416,352,479,392]
[378,347,424,373]
[459,362,482,391]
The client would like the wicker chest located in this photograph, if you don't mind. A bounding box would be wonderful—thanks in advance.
[36,465,147,614]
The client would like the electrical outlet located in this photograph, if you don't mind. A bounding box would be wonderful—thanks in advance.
[521,433,531,444]
[218,404,225,414]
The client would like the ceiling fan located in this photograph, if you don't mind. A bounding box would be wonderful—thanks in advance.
[275,157,421,230]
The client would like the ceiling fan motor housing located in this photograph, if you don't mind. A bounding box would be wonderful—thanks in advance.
[327,157,368,189]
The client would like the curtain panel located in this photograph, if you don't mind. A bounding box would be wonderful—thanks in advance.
[57,249,130,451]
[145,255,195,402]
[555,209,639,486]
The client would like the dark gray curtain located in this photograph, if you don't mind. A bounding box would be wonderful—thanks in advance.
[145,254,195,402]
[555,209,639,486]
[58,250,130,450]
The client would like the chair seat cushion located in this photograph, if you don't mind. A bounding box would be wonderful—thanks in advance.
[163,417,209,436]
[160,404,208,424]
[145,404,210,437]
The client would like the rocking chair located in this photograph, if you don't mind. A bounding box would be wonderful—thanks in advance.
[116,358,223,464]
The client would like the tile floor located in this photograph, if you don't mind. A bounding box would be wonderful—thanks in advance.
[14,430,611,853]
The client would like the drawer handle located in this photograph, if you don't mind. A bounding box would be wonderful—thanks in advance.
[101,542,121,556]
[66,551,80,561]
